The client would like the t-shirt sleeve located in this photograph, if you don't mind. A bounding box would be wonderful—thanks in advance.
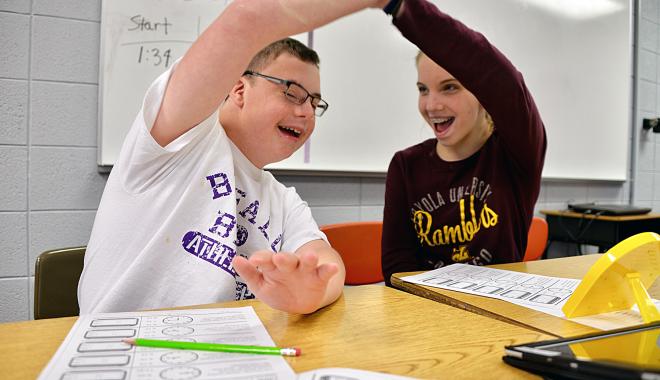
[114,59,221,193]
[279,187,327,253]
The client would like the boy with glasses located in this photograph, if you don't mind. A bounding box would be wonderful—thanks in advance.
[78,0,389,315]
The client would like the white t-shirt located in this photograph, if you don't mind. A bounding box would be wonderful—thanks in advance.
[78,62,326,314]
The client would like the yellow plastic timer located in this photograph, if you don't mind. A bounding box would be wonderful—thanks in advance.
[562,232,660,323]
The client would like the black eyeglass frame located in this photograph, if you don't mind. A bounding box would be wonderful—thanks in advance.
[243,70,329,117]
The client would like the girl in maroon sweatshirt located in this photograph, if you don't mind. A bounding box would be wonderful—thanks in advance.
[381,0,547,285]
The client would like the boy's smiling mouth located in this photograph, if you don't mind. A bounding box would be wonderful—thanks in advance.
[278,125,303,138]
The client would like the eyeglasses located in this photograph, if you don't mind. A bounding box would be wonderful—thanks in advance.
[243,71,329,117]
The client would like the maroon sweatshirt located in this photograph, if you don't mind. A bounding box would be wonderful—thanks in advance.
[382,0,547,285]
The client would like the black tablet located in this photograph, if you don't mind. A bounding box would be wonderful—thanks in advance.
[567,203,652,216]
[503,322,660,380]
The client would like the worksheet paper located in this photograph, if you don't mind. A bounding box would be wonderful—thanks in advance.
[38,306,297,380]
[401,264,654,330]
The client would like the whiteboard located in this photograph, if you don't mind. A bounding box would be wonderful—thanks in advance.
[98,0,306,167]
[99,0,632,181]
[99,0,228,166]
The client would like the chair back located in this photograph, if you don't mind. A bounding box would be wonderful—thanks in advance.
[320,221,384,285]
[34,247,86,319]
[523,217,548,261]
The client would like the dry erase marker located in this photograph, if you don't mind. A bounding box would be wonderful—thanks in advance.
[123,338,301,356]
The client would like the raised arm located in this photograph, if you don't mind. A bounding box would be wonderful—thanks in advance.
[388,0,546,178]
[152,0,390,146]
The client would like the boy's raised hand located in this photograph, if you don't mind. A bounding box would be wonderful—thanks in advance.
[232,243,344,314]
[152,0,396,147]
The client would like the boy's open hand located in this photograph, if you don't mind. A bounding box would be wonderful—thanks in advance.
[232,250,340,314]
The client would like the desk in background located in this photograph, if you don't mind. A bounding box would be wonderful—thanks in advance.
[0,285,549,380]
[541,209,660,252]
[391,255,625,338]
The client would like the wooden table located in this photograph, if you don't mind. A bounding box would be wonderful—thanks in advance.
[541,209,660,252]
[0,285,551,379]
[392,255,617,338]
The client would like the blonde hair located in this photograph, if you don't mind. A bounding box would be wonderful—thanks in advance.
[415,50,425,66]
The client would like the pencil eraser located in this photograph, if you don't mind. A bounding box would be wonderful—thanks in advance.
[295,347,301,356]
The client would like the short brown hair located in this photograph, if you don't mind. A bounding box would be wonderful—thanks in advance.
[246,37,320,72]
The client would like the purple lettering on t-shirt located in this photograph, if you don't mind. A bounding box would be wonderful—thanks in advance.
[235,224,248,246]
[208,212,236,238]
[270,234,282,252]
[235,188,246,205]
[235,280,255,300]
[206,172,232,199]
[181,230,236,276]
[258,218,270,240]
[238,200,259,224]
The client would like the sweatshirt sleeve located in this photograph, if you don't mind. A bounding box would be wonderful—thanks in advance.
[391,0,546,179]
[381,152,425,286]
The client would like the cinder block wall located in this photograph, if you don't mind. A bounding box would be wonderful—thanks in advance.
[1,0,656,323]
[1,1,106,323]
[636,0,660,209]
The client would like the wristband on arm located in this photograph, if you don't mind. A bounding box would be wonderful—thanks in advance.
[383,0,404,16]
